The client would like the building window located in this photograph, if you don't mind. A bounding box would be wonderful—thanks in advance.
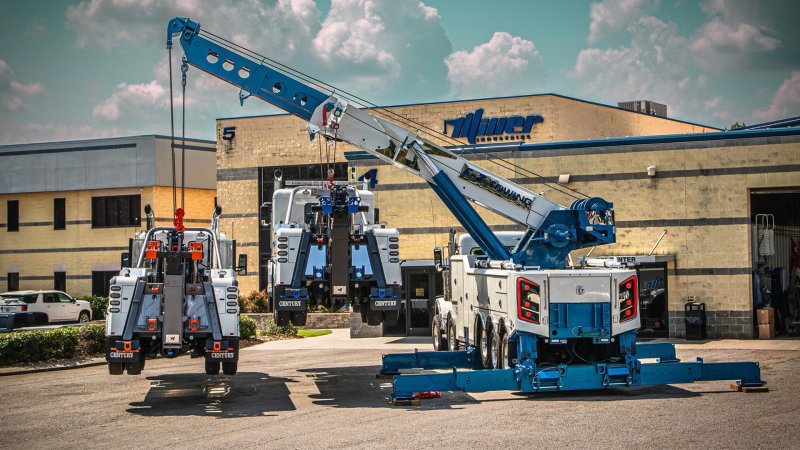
[54,271,66,292]
[92,271,117,297]
[7,200,19,232]
[54,198,66,230]
[91,195,141,228]
[7,272,19,291]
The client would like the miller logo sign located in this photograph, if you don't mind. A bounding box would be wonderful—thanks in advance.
[444,108,543,144]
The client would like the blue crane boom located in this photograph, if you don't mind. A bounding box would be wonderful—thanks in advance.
[167,17,614,267]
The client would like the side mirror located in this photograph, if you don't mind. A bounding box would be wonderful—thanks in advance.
[433,248,443,268]
[236,253,247,275]
[120,252,131,269]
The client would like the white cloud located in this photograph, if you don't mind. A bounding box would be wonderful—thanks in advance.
[753,71,800,122]
[587,0,651,44]
[24,20,45,39]
[0,59,46,112]
[689,0,794,71]
[92,80,166,120]
[83,0,452,137]
[446,32,541,98]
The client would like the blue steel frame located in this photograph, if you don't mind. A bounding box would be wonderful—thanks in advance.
[381,331,765,401]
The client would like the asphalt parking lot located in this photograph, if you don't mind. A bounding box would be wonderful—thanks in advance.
[0,332,797,449]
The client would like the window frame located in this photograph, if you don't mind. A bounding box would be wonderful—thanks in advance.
[91,194,141,228]
[54,271,66,292]
[7,200,19,232]
[54,198,66,230]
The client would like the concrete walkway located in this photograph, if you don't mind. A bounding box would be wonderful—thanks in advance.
[243,329,429,351]
[244,328,800,352]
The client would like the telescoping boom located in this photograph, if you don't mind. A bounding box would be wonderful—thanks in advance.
[166,17,765,402]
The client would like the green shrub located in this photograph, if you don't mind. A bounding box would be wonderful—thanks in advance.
[0,327,81,366]
[77,324,107,355]
[239,290,270,313]
[265,317,298,337]
[76,296,108,321]
[240,315,257,340]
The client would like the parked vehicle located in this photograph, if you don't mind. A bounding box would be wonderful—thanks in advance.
[0,290,92,330]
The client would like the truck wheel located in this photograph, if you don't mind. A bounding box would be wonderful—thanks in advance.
[205,360,220,375]
[108,362,124,375]
[275,310,291,327]
[222,361,238,375]
[78,311,90,323]
[290,310,307,326]
[503,333,516,369]
[367,310,382,326]
[491,329,502,369]
[383,310,399,327]
[447,319,458,351]
[432,315,446,351]
[480,327,493,369]
[126,362,142,375]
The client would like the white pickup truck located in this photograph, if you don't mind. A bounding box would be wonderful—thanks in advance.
[0,290,92,331]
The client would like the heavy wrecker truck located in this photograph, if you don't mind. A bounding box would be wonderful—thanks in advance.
[268,172,401,327]
[166,17,765,400]
[105,205,245,375]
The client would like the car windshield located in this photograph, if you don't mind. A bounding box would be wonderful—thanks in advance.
[0,294,36,304]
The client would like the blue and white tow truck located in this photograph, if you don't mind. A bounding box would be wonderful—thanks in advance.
[166,17,765,402]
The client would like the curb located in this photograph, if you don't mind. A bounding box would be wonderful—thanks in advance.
[0,360,106,377]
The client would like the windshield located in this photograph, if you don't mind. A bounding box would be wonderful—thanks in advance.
[0,294,36,303]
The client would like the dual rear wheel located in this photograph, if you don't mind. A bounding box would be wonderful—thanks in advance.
[479,324,515,370]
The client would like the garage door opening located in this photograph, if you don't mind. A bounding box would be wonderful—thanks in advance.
[751,189,800,336]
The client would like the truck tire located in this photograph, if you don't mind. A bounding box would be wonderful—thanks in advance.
[290,310,307,326]
[447,318,458,351]
[205,360,221,375]
[383,310,399,327]
[222,361,238,375]
[126,362,142,375]
[432,315,446,351]
[78,311,91,323]
[503,333,516,369]
[366,309,382,326]
[108,362,124,375]
[480,326,492,369]
[490,329,501,369]
[275,310,291,327]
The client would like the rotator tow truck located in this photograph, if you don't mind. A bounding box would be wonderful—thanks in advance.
[105,204,245,375]
[165,17,765,401]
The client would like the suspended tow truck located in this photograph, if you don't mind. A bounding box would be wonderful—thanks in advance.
[105,205,245,375]
[166,17,765,400]
[269,172,401,326]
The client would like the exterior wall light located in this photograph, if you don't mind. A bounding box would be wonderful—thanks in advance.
[558,174,571,184]
[647,165,657,177]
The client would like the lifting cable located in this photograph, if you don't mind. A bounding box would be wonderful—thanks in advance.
[181,56,188,212]
[167,46,177,216]
[200,29,589,200]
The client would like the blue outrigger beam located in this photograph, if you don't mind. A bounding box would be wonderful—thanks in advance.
[381,338,765,402]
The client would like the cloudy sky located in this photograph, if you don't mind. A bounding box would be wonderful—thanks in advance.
[0,0,798,144]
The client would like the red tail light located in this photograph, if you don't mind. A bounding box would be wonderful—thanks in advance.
[619,275,638,322]
[517,278,541,324]
[21,305,27,312]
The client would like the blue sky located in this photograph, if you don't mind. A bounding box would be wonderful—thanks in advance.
[0,0,798,144]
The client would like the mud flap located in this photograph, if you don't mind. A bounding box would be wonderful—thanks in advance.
[204,339,239,362]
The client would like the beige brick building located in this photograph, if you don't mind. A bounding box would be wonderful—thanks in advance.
[215,94,799,338]
[0,135,216,297]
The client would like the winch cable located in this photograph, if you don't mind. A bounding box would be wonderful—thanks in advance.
[181,57,188,212]
[167,45,177,216]
[200,29,589,200]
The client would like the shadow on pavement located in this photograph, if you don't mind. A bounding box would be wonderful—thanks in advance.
[298,365,709,409]
[127,372,296,418]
